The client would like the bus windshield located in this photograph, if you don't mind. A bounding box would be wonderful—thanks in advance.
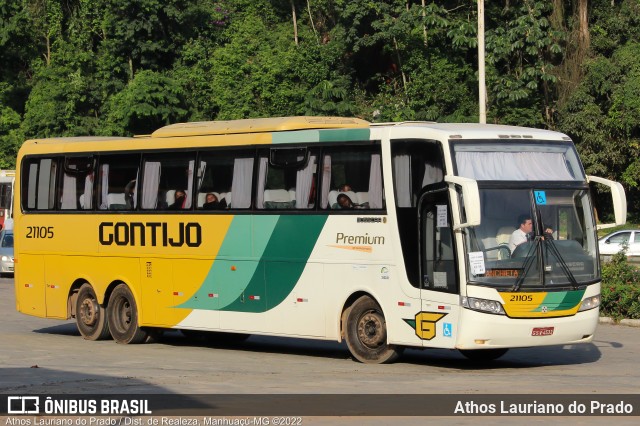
[465,187,598,289]
[453,141,585,181]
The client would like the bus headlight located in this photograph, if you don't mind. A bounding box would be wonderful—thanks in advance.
[1,256,8,261]
[461,296,505,315]
[578,294,600,312]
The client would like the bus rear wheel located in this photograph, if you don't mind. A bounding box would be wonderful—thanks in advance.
[344,296,402,364]
[107,284,148,344]
[75,284,110,340]
[459,348,509,362]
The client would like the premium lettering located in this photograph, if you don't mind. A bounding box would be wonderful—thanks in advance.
[99,222,201,247]
[336,232,385,245]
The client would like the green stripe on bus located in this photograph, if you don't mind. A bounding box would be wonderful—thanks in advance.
[272,128,370,144]
[272,130,321,144]
[534,289,585,312]
[319,128,370,142]
[220,215,328,312]
[177,215,279,310]
[178,215,327,313]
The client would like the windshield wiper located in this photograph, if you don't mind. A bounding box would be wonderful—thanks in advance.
[511,237,540,292]
[542,237,580,290]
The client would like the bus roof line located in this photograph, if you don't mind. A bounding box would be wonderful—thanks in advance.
[370,121,438,126]
[151,116,370,138]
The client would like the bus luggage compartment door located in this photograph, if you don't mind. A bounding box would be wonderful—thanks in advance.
[16,254,46,317]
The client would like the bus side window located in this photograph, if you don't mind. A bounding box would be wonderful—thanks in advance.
[140,153,195,211]
[60,156,95,211]
[255,148,318,210]
[21,157,58,211]
[320,145,384,211]
[196,150,254,210]
[97,154,140,210]
[391,140,443,208]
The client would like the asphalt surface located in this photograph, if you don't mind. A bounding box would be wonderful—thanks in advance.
[1,276,639,425]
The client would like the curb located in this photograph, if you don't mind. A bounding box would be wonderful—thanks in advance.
[599,317,640,327]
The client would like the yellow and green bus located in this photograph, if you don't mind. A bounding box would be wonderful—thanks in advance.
[14,117,626,363]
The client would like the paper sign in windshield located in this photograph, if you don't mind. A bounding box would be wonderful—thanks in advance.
[468,251,486,275]
[436,205,448,227]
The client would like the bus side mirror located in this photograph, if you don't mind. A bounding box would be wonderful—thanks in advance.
[444,175,481,230]
[587,175,627,229]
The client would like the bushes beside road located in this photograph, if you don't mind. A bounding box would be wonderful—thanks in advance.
[600,252,640,320]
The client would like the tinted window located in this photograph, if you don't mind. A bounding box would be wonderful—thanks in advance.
[319,145,384,211]
[196,150,254,209]
[21,157,58,211]
[97,154,140,210]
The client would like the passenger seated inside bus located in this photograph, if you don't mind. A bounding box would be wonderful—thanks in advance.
[337,193,355,209]
[168,189,187,210]
[202,192,227,210]
[329,184,369,209]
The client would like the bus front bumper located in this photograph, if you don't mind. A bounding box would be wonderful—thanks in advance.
[455,307,599,349]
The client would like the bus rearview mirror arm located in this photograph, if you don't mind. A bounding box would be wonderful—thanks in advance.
[587,175,627,230]
[444,175,481,230]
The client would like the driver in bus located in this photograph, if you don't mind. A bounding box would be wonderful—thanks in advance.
[509,214,554,253]
[508,214,533,253]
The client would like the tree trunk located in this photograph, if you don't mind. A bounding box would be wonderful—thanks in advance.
[45,35,51,66]
[421,0,427,47]
[578,0,590,50]
[393,36,408,93]
[291,1,299,46]
[307,1,318,44]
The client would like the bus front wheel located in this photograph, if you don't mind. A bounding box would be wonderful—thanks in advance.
[107,284,148,344]
[344,296,402,364]
[75,284,111,341]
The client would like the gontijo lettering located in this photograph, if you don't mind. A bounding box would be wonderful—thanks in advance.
[336,232,385,245]
[99,222,201,247]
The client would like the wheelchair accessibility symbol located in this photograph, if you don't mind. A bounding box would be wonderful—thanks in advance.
[443,322,453,337]
[534,190,547,205]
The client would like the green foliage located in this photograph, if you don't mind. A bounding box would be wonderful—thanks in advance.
[0,83,22,167]
[485,0,562,126]
[0,0,636,207]
[102,70,188,135]
[600,252,640,320]
[559,42,640,218]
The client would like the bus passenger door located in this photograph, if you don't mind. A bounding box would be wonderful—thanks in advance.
[418,186,460,348]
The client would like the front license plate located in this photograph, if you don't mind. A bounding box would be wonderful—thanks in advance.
[531,327,554,336]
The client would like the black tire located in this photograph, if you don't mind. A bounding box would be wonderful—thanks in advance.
[75,284,111,340]
[459,348,509,362]
[107,284,148,344]
[344,296,403,364]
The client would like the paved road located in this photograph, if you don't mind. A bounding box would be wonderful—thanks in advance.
[1,277,639,424]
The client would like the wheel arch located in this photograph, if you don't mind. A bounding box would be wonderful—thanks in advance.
[67,279,127,318]
[340,291,382,341]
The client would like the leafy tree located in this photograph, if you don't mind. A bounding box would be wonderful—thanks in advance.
[102,69,188,135]
[485,0,563,127]
[0,0,638,215]
[0,83,22,168]
[560,44,640,219]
